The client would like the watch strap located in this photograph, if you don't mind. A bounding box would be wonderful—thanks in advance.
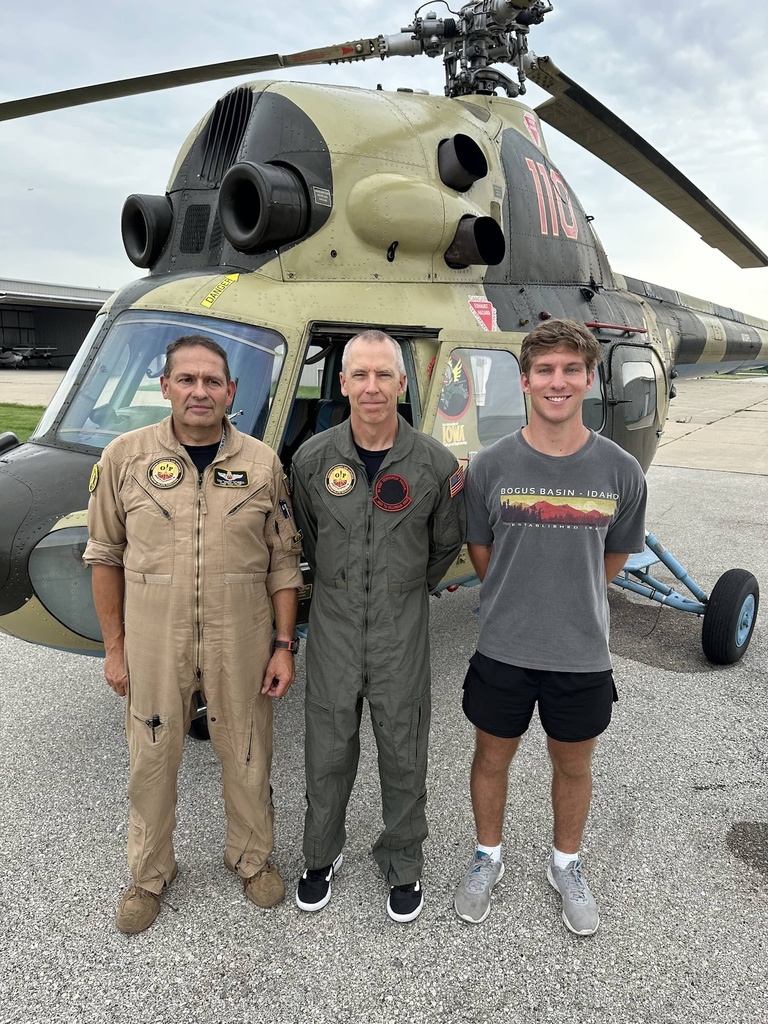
[273,637,300,654]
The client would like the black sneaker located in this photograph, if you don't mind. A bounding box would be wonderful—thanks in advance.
[295,853,343,912]
[387,880,424,923]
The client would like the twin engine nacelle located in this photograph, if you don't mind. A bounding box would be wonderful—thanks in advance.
[121,133,505,272]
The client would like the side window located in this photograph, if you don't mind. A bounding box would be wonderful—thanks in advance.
[621,360,656,429]
[298,342,327,399]
[432,348,526,455]
[583,369,605,432]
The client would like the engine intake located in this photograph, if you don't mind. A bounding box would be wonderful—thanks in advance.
[121,194,173,269]
[218,161,309,253]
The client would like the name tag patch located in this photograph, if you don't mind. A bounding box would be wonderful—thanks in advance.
[214,469,249,487]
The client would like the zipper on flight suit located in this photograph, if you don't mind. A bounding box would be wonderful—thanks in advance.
[194,470,207,682]
[361,473,376,696]
[226,483,267,518]
[388,489,431,531]
[132,713,162,742]
[130,475,171,518]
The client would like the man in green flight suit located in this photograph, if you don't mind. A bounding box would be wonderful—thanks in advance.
[291,329,466,922]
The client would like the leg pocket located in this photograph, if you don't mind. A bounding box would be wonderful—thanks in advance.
[408,695,431,771]
[127,706,172,791]
[305,696,361,778]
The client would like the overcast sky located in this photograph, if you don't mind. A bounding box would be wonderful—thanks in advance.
[1,0,766,316]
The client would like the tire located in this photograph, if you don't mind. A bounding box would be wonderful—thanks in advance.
[702,569,759,664]
[188,715,210,741]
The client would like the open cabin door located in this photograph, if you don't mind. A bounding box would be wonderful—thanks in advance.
[422,333,528,467]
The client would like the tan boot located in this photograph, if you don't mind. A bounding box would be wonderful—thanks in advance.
[115,865,178,934]
[225,857,285,908]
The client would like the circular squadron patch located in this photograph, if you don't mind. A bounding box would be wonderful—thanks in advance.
[148,458,184,489]
[88,464,99,493]
[373,474,412,512]
[325,464,356,496]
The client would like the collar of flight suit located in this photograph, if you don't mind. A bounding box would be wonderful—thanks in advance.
[155,414,244,466]
[333,413,416,473]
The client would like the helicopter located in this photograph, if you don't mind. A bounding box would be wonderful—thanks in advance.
[0,0,765,683]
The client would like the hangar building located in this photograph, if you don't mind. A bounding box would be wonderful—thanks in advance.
[0,278,113,369]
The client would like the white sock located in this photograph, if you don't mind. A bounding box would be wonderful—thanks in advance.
[553,846,579,869]
[477,843,502,862]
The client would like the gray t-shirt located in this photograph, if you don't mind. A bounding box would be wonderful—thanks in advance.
[465,429,647,672]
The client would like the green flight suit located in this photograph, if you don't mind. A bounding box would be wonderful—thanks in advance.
[291,415,466,885]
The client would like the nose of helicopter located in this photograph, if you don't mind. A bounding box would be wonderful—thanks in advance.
[0,469,33,601]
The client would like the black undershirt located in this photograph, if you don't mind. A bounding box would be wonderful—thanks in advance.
[354,443,391,483]
[183,442,220,479]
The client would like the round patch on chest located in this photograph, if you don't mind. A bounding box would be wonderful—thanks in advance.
[373,474,412,512]
[325,464,356,496]
[148,458,184,489]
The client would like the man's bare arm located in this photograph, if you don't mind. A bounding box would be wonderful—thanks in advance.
[604,552,630,587]
[91,563,128,697]
[467,543,493,582]
[261,587,300,699]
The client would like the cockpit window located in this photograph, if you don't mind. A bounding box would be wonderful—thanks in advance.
[36,311,285,450]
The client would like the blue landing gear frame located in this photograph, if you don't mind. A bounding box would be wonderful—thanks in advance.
[613,532,760,665]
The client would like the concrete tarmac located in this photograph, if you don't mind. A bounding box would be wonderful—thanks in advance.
[1,371,766,1024]
[0,368,65,408]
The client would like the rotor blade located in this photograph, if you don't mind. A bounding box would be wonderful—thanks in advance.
[0,40,379,123]
[527,55,768,269]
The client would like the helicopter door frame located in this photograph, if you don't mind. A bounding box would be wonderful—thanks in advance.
[606,342,669,469]
[278,322,434,466]
[607,343,668,428]
[422,333,530,461]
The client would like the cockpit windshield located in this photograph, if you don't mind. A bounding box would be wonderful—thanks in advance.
[33,310,286,451]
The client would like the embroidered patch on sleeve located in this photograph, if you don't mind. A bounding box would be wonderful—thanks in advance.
[449,465,465,497]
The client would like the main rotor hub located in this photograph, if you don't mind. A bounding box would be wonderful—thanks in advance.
[385,0,554,98]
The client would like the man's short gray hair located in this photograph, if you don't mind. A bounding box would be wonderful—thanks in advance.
[341,330,405,376]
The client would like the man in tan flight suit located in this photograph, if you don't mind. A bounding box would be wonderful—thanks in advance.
[84,335,303,933]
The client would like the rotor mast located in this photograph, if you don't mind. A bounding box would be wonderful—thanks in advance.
[382,1,554,98]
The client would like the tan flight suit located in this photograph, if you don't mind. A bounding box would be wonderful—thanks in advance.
[84,416,302,893]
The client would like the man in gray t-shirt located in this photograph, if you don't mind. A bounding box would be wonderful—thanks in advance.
[454,319,646,937]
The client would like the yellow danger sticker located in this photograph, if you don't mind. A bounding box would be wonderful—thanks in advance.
[201,273,240,308]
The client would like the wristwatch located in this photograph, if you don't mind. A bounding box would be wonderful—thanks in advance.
[273,637,300,654]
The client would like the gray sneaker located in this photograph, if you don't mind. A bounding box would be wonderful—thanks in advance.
[454,851,505,924]
[546,855,599,935]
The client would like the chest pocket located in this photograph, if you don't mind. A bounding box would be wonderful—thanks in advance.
[122,475,176,576]
[222,480,274,574]
[383,486,437,590]
[311,482,355,589]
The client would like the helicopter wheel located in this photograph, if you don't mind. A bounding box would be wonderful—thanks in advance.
[701,569,760,665]
[187,716,210,741]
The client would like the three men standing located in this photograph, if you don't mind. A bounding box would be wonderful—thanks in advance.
[454,319,646,935]
[85,335,303,933]
[291,330,466,922]
[86,319,644,936]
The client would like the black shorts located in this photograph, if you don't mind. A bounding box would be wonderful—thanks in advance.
[462,650,617,743]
